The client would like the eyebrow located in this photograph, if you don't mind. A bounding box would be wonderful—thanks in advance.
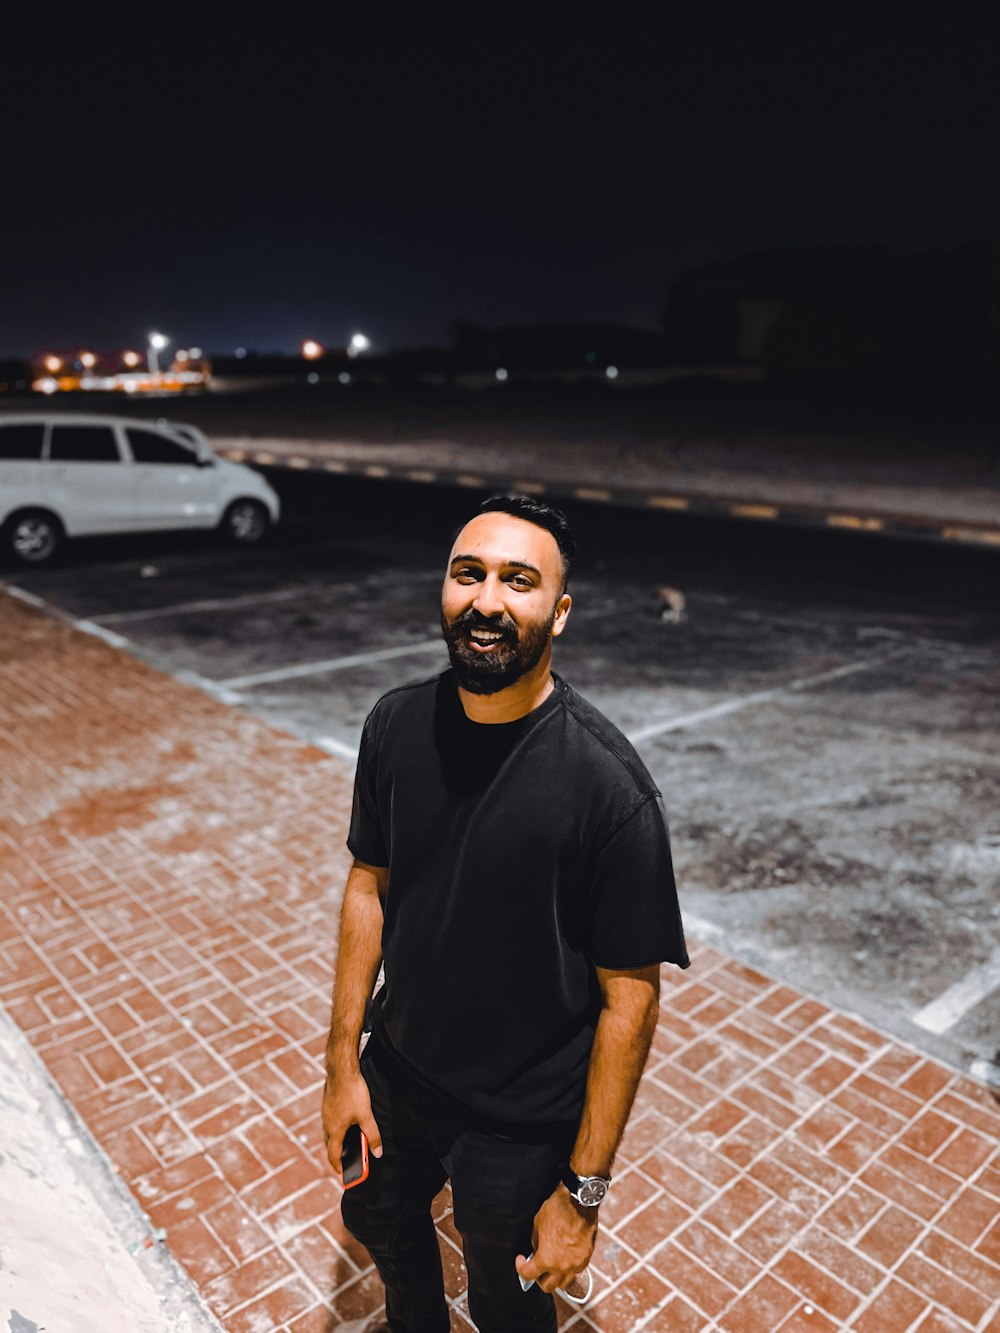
[449,554,542,577]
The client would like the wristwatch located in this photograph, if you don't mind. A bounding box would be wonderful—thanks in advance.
[560,1166,611,1207]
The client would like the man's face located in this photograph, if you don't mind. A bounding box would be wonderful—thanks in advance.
[440,512,571,695]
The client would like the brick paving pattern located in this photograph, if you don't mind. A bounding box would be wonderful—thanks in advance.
[1,590,998,1332]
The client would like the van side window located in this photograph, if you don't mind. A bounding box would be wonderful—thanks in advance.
[0,423,45,459]
[49,425,120,461]
[127,428,196,464]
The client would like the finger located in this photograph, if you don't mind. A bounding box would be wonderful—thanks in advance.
[361,1111,383,1159]
[325,1130,345,1172]
[320,1096,341,1149]
[515,1253,539,1280]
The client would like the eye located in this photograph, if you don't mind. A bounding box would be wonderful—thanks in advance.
[454,567,480,583]
[509,573,533,589]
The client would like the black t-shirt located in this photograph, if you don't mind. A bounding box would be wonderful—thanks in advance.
[348,669,688,1124]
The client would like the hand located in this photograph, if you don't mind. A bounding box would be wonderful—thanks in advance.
[321,1065,383,1174]
[515,1184,598,1295]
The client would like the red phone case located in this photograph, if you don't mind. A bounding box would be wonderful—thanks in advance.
[341,1125,370,1189]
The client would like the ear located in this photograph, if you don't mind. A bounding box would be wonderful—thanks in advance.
[551,592,572,638]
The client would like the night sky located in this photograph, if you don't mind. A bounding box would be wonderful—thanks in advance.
[4,4,996,359]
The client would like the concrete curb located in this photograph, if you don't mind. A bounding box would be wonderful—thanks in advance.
[0,1003,223,1333]
[217,443,1000,551]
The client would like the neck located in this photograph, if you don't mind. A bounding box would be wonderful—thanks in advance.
[457,653,555,724]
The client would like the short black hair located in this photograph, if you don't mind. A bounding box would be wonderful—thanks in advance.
[474,494,576,588]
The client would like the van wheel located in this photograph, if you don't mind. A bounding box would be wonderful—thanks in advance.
[4,509,64,565]
[220,498,270,545]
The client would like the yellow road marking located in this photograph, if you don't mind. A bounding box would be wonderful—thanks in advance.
[826,514,884,531]
[731,503,779,520]
[941,526,1000,546]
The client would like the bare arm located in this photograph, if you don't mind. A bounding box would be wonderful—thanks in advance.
[321,858,388,1169]
[570,964,660,1177]
[516,964,660,1293]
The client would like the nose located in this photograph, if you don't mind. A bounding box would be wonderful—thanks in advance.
[472,573,506,618]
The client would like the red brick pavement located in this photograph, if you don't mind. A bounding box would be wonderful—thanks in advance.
[1,591,998,1332]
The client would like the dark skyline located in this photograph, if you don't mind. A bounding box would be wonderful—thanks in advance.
[4,4,997,359]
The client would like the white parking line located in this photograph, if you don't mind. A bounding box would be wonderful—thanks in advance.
[627,655,892,744]
[90,571,442,624]
[218,639,446,689]
[214,601,639,691]
[912,947,1000,1034]
[93,587,333,624]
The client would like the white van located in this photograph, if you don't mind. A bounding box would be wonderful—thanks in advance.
[0,413,280,565]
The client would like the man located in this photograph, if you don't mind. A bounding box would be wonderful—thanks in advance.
[323,495,688,1332]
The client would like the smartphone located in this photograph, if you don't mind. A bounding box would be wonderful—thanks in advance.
[340,1124,370,1190]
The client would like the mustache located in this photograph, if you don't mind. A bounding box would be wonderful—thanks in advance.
[451,609,517,638]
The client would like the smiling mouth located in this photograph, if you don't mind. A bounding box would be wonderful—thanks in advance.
[466,627,508,653]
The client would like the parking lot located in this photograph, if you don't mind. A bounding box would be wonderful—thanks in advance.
[4,467,999,1084]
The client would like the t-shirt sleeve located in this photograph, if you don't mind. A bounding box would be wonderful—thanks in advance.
[586,794,689,970]
[347,708,389,867]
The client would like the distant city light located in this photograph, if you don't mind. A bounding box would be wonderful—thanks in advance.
[43,355,62,373]
[123,350,141,367]
[39,377,58,394]
[189,347,203,359]
[495,367,508,382]
[148,331,169,376]
[307,372,319,384]
[301,339,323,360]
[606,365,619,379]
[80,351,96,369]
[235,347,247,359]
[175,349,189,362]
[347,332,370,358]
[338,372,351,384]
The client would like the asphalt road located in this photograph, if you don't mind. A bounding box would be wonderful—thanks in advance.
[4,469,999,1087]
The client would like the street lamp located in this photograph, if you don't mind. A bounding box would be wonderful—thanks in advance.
[148,332,169,376]
[301,339,323,360]
[347,332,370,358]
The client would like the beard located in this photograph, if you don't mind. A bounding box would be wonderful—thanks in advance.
[440,605,557,695]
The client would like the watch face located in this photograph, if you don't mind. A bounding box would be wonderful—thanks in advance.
[578,1177,608,1206]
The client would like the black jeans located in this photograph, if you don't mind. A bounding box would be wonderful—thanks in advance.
[341,1033,577,1333]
